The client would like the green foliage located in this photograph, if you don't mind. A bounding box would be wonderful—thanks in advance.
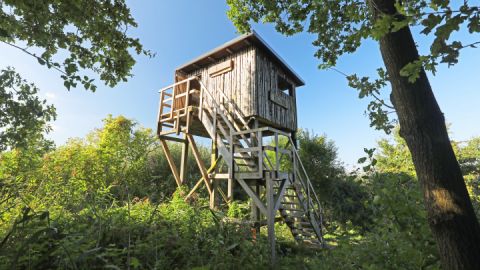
[375,128,416,177]
[0,0,149,154]
[294,130,371,228]
[226,0,480,134]
[0,67,56,150]
[0,116,268,269]
[2,116,478,269]
[0,0,152,91]
[375,127,480,217]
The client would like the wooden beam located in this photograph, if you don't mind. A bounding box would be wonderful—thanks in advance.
[228,132,235,201]
[266,175,276,266]
[179,134,189,185]
[236,178,267,216]
[210,139,219,209]
[158,135,186,143]
[187,134,213,196]
[160,139,181,187]
[184,178,204,201]
[251,183,261,234]
[184,156,221,202]
[274,178,289,212]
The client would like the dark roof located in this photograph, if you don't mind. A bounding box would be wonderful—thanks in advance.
[175,31,305,86]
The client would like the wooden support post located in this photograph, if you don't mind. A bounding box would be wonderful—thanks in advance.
[251,183,261,234]
[266,173,276,266]
[160,139,181,188]
[186,134,213,197]
[291,130,298,148]
[210,138,219,208]
[274,133,279,178]
[179,133,189,185]
[157,91,165,133]
[228,132,234,202]
[251,120,261,233]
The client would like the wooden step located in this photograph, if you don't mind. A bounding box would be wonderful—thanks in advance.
[280,206,304,212]
[291,229,313,237]
[283,211,306,218]
[281,201,300,206]
[299,221,312,227]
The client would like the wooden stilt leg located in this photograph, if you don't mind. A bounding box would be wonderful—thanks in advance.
[266,173,276,266]
[210,138,219,209]
[179,133,189,185]
[160,139,181,188]
[187,134,212,196]
[228,133,234,202]
[251,183,261,234]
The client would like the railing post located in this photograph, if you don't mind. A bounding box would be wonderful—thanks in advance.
[157,91,165,133]
[228,132,234,202]
[170,85,176,120]
[185,79,191,110]
[199,85,204,121]
[266,170,276,266]
[258,130,263,176]
[274,132,279,179]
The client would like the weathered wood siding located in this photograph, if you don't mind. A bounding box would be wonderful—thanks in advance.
[255,50,297,131]
[184,46,256,117]
[182,46,297,131]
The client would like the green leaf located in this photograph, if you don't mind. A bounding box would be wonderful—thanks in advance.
[358,157,367,164]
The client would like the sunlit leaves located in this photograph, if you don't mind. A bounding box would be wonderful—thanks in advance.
[0,67,56,150]
[346,68,395,133]
[0,0,152,91]
[227,0,480,135]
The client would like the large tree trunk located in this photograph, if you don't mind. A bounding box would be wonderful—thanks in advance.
[372,1,480,269]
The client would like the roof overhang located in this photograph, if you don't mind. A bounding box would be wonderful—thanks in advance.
[175,31,305,87]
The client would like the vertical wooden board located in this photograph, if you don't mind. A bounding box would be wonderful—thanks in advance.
[251,48,256,117]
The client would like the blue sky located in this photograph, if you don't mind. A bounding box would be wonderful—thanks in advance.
[1,1,479,167]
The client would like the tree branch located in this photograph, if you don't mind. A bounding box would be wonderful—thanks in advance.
[0,40,67,76]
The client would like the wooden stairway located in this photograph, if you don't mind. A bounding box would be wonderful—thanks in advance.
[157,77,324,248]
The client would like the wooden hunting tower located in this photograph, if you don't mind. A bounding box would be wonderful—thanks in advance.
[157,32,324,262]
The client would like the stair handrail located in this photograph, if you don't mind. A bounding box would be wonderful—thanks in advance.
[197,78,248,133]
[196,78,276,171]
[288,137,323,223]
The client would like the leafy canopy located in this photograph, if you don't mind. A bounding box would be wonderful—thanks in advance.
[0,68,56,150]
[0,0,150,150]
[0,0,152,91]
[227,0,480,133]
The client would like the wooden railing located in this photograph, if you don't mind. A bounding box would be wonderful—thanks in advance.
[157,77,323,230]
[233,126,324,228]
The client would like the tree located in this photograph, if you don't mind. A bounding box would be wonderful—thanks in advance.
[227,1,480,268]
[0,0,150,149]
[0,68,56,150]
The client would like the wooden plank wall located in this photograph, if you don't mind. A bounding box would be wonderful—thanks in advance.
[185,46,257,118]
[184,46,297,132]
[255,50,297,131]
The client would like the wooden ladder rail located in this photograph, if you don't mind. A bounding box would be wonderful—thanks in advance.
[198,79,276,173]
[197,79,263,171]
[288,136,324,228]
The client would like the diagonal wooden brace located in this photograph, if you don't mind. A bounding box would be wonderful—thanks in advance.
[186,134,213,195]
[273,178,289,212]
[236,178,267,216]
[160,139,182,187]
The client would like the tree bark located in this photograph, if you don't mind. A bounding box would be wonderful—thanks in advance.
[371,1,480,269]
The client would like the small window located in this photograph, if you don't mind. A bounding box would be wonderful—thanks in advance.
[277,75,293,96]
